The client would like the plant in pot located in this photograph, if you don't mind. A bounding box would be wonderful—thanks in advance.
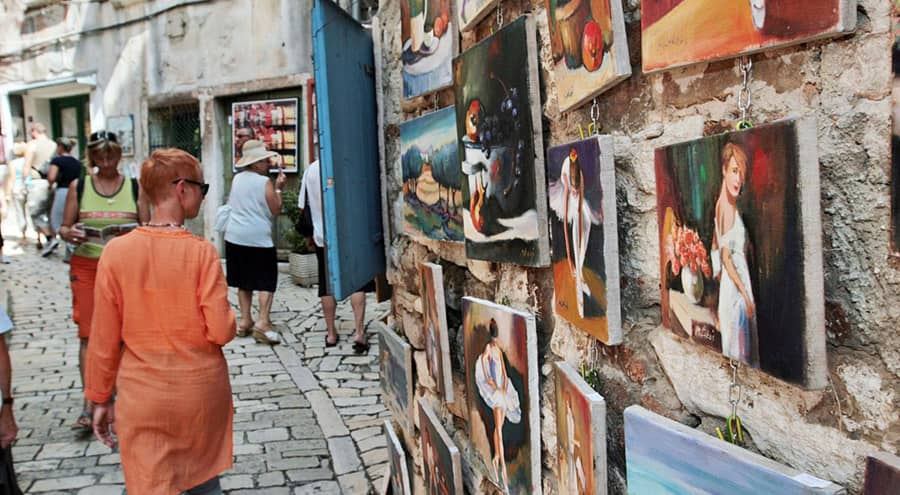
[281,189,318,287]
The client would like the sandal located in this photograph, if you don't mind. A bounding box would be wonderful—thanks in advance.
[352,340,370,355]
[72,410,92,431]
[237,323,254,338]
[326,334,339,347]
[252,328,282,346]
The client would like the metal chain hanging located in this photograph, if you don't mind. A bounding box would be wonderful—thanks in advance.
[717,359,745,445]
[496,1,504,29]
[737,56,753,130]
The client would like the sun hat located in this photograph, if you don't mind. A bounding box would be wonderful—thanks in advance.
[235,139,279,168]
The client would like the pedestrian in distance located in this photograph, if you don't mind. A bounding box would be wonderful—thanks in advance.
[22,123,57,251]
[8,143,29,240]
[86,148,235,495]
[43,137,82,259]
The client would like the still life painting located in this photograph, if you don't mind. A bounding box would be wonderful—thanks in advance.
[384,420,412,495]
[401,0,456,98]
[544,0,631,112]
[463,297,541,495]
[419,399,464,495]
[453,15,550,267]
[379,326,415,433]
[419,262,454,401]
[655,117,827,389]
[555,362,608,495]
[401,107,464,242]
[547,136,622,344]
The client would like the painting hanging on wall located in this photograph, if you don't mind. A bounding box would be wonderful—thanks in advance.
[463,296,541,495]
[231,98,300,172]
[453,15,551,267]
[655,117,827,389]
[378,325,415,434]
[419,262,455,401]
[418,399,464,495]
[547,136,622,344]
[544,0,632,112]
[863,452,900,495]
[107,115,135,157]
[641,0,857,73]
[401,0,457,98]
[457,0,500,31]
[401,108,464,242]
[555,362,608,495]
[624,406,845,494]
[384,420,412,495]
[892,0,900,256]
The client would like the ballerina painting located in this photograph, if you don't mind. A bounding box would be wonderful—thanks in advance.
[555,361,608,495]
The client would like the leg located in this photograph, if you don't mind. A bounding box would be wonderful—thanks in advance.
[350,291,366,344]
[491,407,504,482]
[256,291,274,330]
[322,295,337,345]
[185,476,222,495]
[237,289,254,331]
[494,407,509,488]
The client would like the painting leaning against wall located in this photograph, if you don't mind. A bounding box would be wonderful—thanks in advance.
[401,0,456,98]
[654,117,827,389]
[419,262,454,401]
[378,325,415,434]
[384,420,412,495]
[555,362,608,495]
[418,399,464,495]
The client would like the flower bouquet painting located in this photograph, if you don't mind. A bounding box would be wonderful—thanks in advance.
[664,224,712,305]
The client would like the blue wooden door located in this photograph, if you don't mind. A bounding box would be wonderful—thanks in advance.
[313,0,385,300]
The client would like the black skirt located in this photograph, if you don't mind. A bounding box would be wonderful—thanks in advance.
[225,241,277,292]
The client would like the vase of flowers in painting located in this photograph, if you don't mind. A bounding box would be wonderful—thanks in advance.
[680,266,704,304]
[665,224,711,305]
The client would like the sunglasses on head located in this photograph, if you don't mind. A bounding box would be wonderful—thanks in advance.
[88,130,118,144]
[172,178,209,197]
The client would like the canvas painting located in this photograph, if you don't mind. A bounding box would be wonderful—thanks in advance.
[463,296,541,495]
[453,15,551,267]
[547,136,622,344]
[232,98,300,172]
[892,1,900,255]
[379,326,415,434]
[863,453,900,495]
[625,406,844,494]
[544,0,632,112]
[107,115,135,157]
[555,362,608,495]
[384,420,412,495]
[641,0,856,73]
[402,0,457,98]
[418,399,464,495]
[401,108,464,242]
[654,117,827,389]
[457,0,500,31]
[420,262,455,401]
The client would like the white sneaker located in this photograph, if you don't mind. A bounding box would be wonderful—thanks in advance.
[252,329,282,345]
[0,255,9,264]
[40,238,59,257]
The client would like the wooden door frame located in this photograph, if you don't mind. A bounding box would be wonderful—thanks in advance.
[49,94,90,158]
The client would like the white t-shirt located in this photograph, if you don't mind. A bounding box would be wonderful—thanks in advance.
[299,160,325,248]
[224,171,274,248]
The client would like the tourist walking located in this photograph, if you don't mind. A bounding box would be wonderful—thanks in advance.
[224,139,285,345]
[23,124,57,250]
[85,148,235,495]
[44,138,82,258]
[8,143,28,239]
[58,130,149,429]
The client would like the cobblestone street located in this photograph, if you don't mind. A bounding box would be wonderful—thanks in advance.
[0,235,390,494]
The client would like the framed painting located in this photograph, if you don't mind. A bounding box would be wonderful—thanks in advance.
[641,0,857,73]
[401,108,464,242]
[892,1,900,256]
[863,453,900,495]
[378,326,415,434]
[384,420,412,495]
[463,296,541,495]
[555,362,608,495]
[231,97,300,173]
[453,15,551,267]
[420,262,455,401]
[106,115,135,157]
[418,399,464,495]
[547,136,622,344]
[654,117,827,389]
[544,0,632,112]
[457,0,500,32]
[625,406,845,494]
[402,0,457,98]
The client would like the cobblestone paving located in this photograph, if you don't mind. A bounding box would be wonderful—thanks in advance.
[1,236,389,494]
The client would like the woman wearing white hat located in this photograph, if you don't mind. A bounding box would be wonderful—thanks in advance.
[225,140,286,345]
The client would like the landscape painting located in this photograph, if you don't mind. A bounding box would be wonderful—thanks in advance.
[641,0,857,73]
[418,399,464,495]
[654,117,827,389]
[625,406,845,494]
[401,107,464,242]
[457,0,500,31]
[419,262,454,401]
[863,453,900,495]
[453,15,551,266]
[547,136,622,344]
[555,362,608,495]
[384,420,412,495]
[379,325,415,434]
[544,0,632,112]
[401,0,457,98]
[463,297,541,495]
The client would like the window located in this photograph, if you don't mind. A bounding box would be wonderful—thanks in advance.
[148,102,201,159]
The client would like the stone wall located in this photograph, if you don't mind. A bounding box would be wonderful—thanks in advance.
[376,1,898,494]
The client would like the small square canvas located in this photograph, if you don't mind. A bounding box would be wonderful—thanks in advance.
[418,399,464,495]
[641,0,856,73]
[378,324,415,434]
[401,0,457,98]
[625,406,845,494]
[463,296,541,495]
[384,420,412,495]
[401,108,464,242]
[547,136,622,344]
[655,117,827,389]
[419,262,454,401]
[453,15,551,266]
[544,0,632,112]
[457,0,500,31]
[555,362,608,495]
[863,453,900,495]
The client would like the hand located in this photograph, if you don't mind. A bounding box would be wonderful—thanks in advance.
[93,402,116,448]
[306,237,316,252]
[63,224,87,245]
[0,406,17,449]
[744,296,755,319]
[275,168,286,190]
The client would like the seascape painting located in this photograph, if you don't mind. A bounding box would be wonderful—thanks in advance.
[863,453,900,495]
[457,0,500,31]
[654,117,827,389]
[378,325,415,434]
[544,0,631,112]
[418,399,464,495]
[453,15,551,267]
[547,136,622,344]
[463,297,541,495]
[384,420,412,495]
[401,0,456,98]
[641,0,857,73]
[419,262,454,401]
[555,362,608,495]
[401,108,464,242]
[624,406,845,494]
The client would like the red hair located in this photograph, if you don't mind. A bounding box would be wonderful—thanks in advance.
[140,149,202,204]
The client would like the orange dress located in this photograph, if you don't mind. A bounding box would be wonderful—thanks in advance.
[84,228,236,494]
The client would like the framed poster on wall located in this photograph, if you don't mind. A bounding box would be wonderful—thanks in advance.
[107,115,135,157]
[231,97,300,173]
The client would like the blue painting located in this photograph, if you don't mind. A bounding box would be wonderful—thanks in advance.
[625,406,845,495]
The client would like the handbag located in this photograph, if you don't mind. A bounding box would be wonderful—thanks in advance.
[295,189,314,237]
[215,204,232,233]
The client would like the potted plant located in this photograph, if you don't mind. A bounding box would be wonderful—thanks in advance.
[281,190,318,287]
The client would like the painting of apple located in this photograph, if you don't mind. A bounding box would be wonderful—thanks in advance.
[582,20,604,72]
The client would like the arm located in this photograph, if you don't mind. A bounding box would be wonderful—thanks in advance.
[264,178,283,216]
[0,335,17,448]
[199,243,237,345]
[22,144,34,179]
[47,164,59,185]
[85,256,125,405]
[562,180,573,271]
[721,247,755,317]
[58,178,86,245]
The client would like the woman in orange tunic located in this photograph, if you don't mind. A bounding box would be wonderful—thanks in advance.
[85,148,236,494]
